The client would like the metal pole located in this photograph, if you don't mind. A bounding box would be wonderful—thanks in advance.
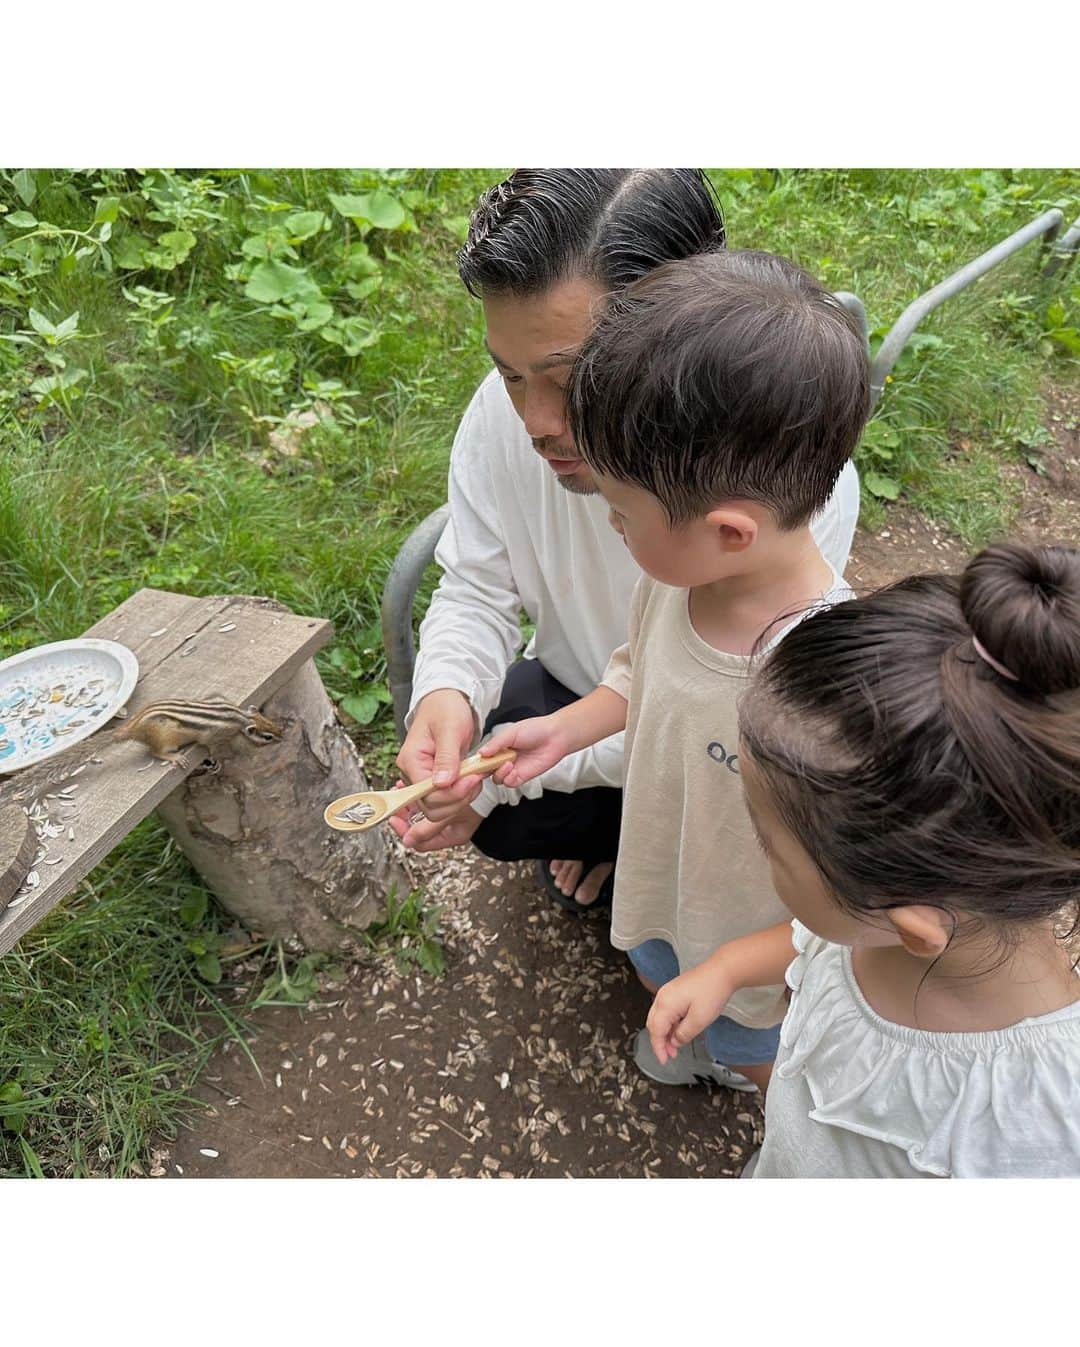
[1042,215,1080,280]
[380,503,450,740]
[870,207,1066,405]
[834,291,869,355]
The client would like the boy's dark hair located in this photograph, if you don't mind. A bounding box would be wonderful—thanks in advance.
[739,542,1080,945]
[566,250,871,529]
[457,169,725,298]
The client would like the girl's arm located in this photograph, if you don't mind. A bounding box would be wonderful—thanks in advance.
[647,923,797,1064]
[479,685,629,788]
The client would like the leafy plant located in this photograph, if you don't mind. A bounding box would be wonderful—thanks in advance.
[252,946,345,1008]
[362,887,445,978]
[857,419,903,500]
[1041,287,1080,357]
[326,641,393,726]
[178,885,224,983]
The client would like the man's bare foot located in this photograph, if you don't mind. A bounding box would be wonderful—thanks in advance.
[548,859,614,907]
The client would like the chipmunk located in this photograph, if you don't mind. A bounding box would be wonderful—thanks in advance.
[8,699,284,798]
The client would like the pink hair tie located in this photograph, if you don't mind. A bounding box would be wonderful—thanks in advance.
[971,635,1019,682]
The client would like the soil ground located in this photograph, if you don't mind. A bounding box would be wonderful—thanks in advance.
[160,389,1079,1181]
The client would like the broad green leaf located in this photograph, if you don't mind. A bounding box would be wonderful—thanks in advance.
[328,190,406,230]
[362,190,406,230]
[320,316,381,357]
[416,940,445,977]
[245,259,311,303]
[145,229,196,270]
[328,192,372,220]
[13,168,36,206]
[283,294,334,331]
[860,421,899,459]
[98,221,112,244]
[6,211,37,229]
[27,308,57,337]
[1049,327,1080,355]
[196,952,222,983]
[0,1080,23,1104]
[345,276,382,302]
[344,243,381,277]
[55,311,80,341]
[30,366,86,401]
[865,471,901,500]
[1045,300,1067,329]
[93,195,120,225]
[285,210,326,240]
[113,232,149,269]
[179,889,208,927]
[341,691,380,724]
[240,229,298,262]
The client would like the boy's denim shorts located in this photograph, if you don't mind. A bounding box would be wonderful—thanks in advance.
[627,938,782,1067]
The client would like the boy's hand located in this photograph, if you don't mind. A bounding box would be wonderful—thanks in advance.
[480,715,570,788]
[647,962,735,1066]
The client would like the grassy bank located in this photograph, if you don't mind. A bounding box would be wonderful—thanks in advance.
[0,167,1076,1175]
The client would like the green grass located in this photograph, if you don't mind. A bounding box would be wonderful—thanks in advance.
[0,167,1077,1175]
[710,168,1080,537]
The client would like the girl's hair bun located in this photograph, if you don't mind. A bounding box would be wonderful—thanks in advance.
[960,542,1080,695]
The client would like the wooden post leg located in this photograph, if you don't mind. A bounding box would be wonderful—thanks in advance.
[155,659,409,951]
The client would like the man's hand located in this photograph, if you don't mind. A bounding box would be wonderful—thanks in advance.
[388,804,483,853]
[396,688,481,823]
[646,962,734,1066]
[481,714,571,788]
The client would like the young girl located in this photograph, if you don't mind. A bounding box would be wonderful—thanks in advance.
[647,541,1080,1177]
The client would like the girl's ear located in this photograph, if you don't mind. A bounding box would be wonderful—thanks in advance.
[884,905,952,959]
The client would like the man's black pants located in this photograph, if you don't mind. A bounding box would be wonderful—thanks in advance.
[472,658,622,871]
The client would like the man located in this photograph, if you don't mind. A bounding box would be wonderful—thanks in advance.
[391,169,860,913]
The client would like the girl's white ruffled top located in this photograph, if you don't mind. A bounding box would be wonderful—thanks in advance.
[754,921,1080,1178]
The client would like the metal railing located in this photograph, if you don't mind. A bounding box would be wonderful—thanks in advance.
[382,503,450,738]
[868,207,1070,404]
[382,209,1080,736]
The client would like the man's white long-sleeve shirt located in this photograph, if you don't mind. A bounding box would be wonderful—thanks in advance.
[408,371,861,818]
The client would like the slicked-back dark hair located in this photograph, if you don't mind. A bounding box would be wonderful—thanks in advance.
[565,249,870,529]
[457,169,725,298]
[740,543,1080,945]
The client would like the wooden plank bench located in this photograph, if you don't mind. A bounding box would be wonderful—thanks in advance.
[0,588,402,955]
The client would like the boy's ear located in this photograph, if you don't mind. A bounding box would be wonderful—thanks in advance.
[705,506,758,551]
[884,905,952,959]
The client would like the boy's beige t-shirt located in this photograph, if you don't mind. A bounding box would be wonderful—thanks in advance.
[601,570,847,1030]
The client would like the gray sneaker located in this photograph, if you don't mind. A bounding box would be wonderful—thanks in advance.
[633,1028,758,1093]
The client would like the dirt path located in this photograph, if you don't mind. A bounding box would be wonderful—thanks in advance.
[160,388,1079,1181]
[165,854,762,1178]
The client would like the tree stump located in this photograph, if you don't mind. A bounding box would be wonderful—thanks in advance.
[0,796,37,916]
[156,658,409,951]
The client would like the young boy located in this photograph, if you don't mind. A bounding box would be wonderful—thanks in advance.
[481,250,871,1093]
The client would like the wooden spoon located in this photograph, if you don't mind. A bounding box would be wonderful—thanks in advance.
[324,749,517,833]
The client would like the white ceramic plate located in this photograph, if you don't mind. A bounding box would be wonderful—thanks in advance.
[0,639,139,773]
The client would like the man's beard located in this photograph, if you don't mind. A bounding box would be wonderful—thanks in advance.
[533,439,599,497]
[555,470,599,497]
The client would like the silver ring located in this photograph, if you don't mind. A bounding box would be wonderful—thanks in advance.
[409,810,424,826]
